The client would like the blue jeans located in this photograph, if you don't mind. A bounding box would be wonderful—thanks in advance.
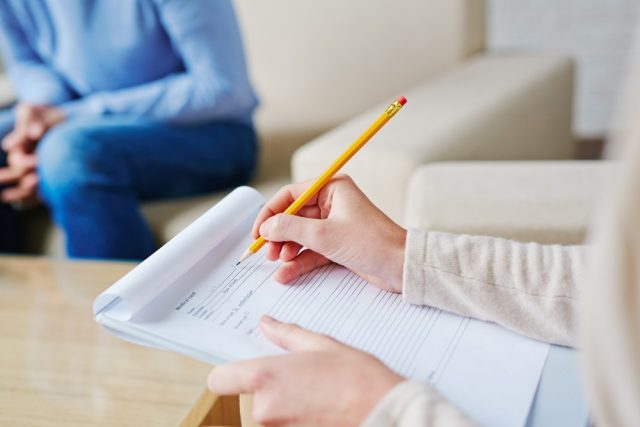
[0,112,257,259]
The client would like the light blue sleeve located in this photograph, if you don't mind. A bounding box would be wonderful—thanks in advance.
[0,4,76,104]
[60,0,258,124]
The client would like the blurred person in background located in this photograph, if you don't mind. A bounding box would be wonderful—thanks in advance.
[0,0,258,258]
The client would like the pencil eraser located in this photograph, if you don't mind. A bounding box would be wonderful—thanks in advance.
[397,96,407,106]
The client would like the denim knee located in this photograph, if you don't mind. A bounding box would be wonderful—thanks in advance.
[36,120,124,206]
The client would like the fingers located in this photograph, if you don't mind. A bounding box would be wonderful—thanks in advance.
[274,249,330,284]
[26,121,46,140]
[260,315,338,352]
[7,149,37,175]
[4,105,37,150]
[251,187,296,239]
[1,171,38,203]
[280,241,302,261]
[267,241,303,263]
[1,130,28,151]
[260,206,318,261]
[3,103,61,151]
[265,241,284,261]
[251,181,320,239]
[0,167,21,185]
[251,176,358,240]
[259,213,327,251]
[208,358,276,395]
[0,148,37,186]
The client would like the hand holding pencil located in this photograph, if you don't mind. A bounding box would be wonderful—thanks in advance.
[237,96,407,266]
[249,175,407,292]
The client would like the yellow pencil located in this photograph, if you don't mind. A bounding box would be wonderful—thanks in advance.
[236,96,407,266]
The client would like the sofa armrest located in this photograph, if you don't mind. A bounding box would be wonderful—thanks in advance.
[292,53,574,223]
[405,161,609,244]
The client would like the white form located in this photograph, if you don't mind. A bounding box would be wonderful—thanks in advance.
[96,187,550,427]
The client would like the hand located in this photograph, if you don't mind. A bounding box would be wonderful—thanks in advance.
[252,175,407,292]
[1,103,65,151]
[0,103,64,205]
[0,143,39,205]
[208,316,403,427]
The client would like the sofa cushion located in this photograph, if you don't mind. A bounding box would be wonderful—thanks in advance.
[292,54,575,223]
[235,0,485,145]
[406,161,612,244]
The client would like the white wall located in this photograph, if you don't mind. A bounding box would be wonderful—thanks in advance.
[487,0,640,138]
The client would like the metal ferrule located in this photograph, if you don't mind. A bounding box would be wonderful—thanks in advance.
[385,101,404,117]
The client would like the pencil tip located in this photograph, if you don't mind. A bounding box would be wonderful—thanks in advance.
[236,249,253,266]
[234,261,241,267]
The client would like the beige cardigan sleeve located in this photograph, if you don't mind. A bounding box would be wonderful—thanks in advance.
[403,230,585,347]
[362,230,586,427]
[360,380,476,427]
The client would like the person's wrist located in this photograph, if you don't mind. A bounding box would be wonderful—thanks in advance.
[389,226,406,293]
[354,366,405,426]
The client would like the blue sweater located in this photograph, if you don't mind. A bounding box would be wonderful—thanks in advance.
[0,0,258,124]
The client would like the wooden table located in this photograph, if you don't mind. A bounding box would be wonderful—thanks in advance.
[0,256,240,426]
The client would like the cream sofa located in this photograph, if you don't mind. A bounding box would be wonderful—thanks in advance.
[292,56,574,226]
[1,0,579,256]
[406,161,611,244]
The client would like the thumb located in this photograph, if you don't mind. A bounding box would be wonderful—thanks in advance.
[259,213,328,252]
[260,315,338,352]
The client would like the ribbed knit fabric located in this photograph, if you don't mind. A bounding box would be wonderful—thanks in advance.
[403,230,584,347]
[361,380,475,427]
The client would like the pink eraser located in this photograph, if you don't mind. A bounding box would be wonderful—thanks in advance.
[397,96,407,106]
